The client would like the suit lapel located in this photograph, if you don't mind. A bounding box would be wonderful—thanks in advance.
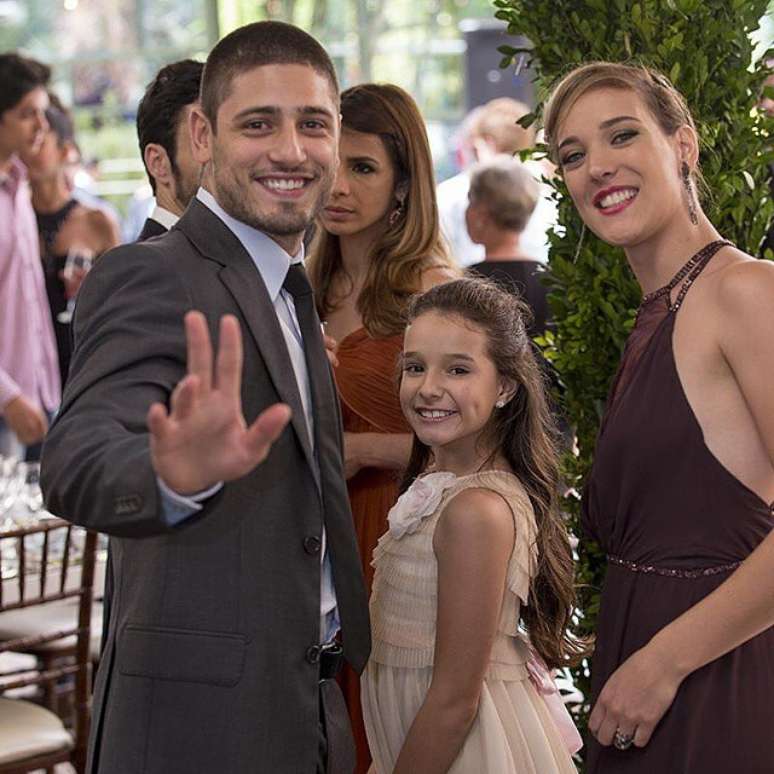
[175,200,318,481]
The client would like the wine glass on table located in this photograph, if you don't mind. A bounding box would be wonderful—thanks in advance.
[57,246,94,324]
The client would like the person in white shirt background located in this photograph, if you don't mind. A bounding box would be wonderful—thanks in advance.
[437,97,557,267]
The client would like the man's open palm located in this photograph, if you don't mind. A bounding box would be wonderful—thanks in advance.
[148,311,291,495]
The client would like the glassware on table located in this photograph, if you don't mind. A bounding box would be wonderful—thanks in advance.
[57,246,94,323]
[0,457,24,527]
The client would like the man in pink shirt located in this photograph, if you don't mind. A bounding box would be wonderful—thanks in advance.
[0,53,61,458]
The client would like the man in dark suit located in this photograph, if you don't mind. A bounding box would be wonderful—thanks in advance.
[41,21,370,774]
[136,59,204,241]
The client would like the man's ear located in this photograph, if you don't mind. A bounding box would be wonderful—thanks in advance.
[189,105,214,165]
[143,143,173,189]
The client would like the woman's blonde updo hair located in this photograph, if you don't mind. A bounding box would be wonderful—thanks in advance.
[543,61,704,192]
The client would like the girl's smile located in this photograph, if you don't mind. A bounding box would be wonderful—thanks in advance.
[400,310,511,473]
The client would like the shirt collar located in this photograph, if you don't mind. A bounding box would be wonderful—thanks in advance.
[0,157,26,192]
[196,187,304,302]
[150,204,179,231]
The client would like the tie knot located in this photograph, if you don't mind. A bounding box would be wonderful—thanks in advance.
[282,263,314,298]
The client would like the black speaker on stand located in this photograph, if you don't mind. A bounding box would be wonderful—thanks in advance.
[460,19,534,111]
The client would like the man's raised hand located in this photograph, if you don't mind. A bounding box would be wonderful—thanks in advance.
[148,311,291,495]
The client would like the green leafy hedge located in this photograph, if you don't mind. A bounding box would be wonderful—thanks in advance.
[493,0,774,744]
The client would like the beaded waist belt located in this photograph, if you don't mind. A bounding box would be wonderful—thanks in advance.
[607,554,741,579]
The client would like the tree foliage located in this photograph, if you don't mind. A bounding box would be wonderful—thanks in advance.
[493,0,774,743]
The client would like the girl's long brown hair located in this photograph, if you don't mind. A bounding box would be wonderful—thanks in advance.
[400,278,591,669]
[308,83,454,338]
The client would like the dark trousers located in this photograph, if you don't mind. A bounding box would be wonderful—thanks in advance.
[317,678,356,774]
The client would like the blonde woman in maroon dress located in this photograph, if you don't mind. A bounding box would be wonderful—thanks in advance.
[543,62,774,772]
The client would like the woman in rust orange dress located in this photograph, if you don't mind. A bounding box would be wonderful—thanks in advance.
[308,83,456,772]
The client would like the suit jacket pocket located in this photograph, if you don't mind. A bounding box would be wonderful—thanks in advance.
[118,624,246,687]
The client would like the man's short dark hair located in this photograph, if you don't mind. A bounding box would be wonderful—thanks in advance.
[0,53,51,117]
[201,21,339,131]
[136,59,204,193]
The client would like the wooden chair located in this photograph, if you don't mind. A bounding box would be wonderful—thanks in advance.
[0,519,96,773]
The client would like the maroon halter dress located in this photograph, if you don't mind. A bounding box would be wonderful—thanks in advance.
[582,241,774,773]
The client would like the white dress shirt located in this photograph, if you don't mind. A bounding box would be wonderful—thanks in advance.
[149,204,179,231]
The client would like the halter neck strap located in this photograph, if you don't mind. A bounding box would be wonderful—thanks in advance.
[639,240,732,313]
[35,198,79,254]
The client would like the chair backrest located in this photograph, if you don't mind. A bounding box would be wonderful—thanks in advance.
[0,519,97,754]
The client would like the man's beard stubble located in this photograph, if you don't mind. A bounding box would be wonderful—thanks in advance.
[172,165,201,212]
[212,160,334,239]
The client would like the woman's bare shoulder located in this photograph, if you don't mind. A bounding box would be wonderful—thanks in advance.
[710,250,774,312]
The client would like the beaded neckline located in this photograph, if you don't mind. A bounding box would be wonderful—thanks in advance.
[638,240,731,317]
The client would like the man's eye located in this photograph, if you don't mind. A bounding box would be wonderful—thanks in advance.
[302,120,326,131]
[245,120,268,131]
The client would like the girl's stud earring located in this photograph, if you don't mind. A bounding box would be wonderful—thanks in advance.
[495,400,505,408]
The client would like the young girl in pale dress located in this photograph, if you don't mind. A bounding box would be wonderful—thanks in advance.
[361,278,589,773]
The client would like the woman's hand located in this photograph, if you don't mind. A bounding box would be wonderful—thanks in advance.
[588,642,685,749]
[321,328,339,368]
[59,265,89,299]
[343,432,363,479]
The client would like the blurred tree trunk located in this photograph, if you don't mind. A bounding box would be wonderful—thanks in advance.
[311,0,329,37]
[354,0,374,82]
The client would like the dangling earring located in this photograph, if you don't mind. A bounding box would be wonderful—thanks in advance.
[388,199,405,227]
[681,161,699,226]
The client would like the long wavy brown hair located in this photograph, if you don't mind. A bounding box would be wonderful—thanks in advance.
[308,83,453,338]
[400,278,592,669]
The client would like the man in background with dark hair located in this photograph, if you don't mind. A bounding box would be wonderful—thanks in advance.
[0,53,60,459]
[42,21,369,774]
[136,59,204,240]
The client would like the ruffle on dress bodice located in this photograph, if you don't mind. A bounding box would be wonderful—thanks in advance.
[369,470,538,679]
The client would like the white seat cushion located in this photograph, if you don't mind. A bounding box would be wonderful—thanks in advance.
[0,598,103,659]
[0,697,72,764]
[0,652,38,699]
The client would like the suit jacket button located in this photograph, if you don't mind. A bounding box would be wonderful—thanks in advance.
[303,536,321,555]
[306,645,321,664]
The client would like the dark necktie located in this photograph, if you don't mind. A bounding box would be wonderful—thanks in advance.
[281,263,333,440]
[281,263,371,671]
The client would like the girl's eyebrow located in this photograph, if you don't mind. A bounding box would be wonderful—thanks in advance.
[557,115,641,152]
[403,351,475,362]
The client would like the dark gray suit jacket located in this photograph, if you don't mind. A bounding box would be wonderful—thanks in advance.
[137,216,167,242]
[41,199,370,774]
